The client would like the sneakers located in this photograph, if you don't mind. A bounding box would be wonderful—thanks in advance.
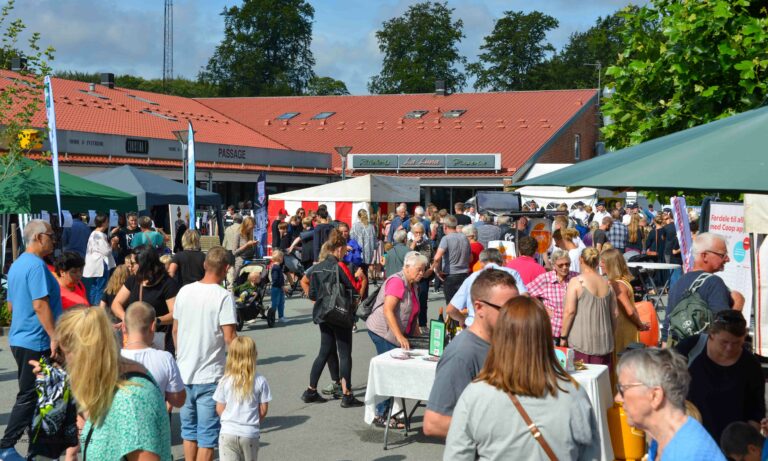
[0,447,25,461]
[340,393,364,408]
[352,323,358,332]
[301,388,327,403]
[321,382,343,399]
[278,317,287,323]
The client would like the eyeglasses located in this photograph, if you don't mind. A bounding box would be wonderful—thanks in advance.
[40,232,55,240]
[617,382,646,398]
[476,299,504,310]
[555,262,571,268]
[705,250,728,259]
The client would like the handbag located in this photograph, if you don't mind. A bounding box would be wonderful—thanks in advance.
[507,392,558,461]
[320,263,357,329]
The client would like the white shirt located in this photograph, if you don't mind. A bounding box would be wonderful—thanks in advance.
[173,282,237,384]
[592,210,610,225]
[571,209,589,224]
[121,347,184,395]
[449,263,527,326]
[213,374,272,438]
[83,230,116,278]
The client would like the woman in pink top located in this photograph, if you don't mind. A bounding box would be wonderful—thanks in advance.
[365,251,428,427]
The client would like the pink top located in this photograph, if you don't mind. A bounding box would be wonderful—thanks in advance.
[384,276,419,335]
[505,255,546,286]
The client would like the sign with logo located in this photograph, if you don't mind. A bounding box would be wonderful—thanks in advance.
[350,154,500,171]
[429,319,446,357]
[708,202,752,324]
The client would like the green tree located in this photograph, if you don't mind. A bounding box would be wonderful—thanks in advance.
[306,76,349,96]
[525,8,637,90]
[0,0,55,182]
[602,0,768,149]
[55,71,220,98]
[368,2,467,94]
[200,0,315,96]
[467,11,558,91]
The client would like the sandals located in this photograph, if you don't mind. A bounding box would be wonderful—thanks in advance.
[372,415,406,429]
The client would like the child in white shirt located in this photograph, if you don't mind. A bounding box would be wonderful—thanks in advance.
[213,336,272,461]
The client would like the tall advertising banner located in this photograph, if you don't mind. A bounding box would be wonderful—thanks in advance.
[187,122,196,230]
[254,172,268,258]
[708,203,753,330]
[671,197,694,272]
[43,76,62,226]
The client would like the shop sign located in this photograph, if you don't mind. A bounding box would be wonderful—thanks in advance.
[350,154,499,171]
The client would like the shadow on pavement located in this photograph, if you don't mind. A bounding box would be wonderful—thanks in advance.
[260,415,310,434]
[0,371,17,383]
[258,354,304,366]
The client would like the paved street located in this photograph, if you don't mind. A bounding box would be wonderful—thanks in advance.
[0,290,448,460]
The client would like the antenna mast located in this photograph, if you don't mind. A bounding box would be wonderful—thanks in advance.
[163,0,174,86]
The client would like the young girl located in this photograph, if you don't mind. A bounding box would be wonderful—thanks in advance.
[213,336,272,461]
[270,249,288,322]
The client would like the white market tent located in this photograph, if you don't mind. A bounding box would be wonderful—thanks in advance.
[517,163,628,209]
[267,175,420,239]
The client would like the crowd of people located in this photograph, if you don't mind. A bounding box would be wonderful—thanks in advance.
[0,198,764,461]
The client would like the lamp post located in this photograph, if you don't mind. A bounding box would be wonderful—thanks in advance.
[172,129,189,185]
[334,146,352,181]
[584,61,602,107]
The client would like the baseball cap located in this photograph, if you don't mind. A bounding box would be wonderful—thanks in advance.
[628,202,638,209]
[663,207,672,213]
[597,201,606,206]
[278,208,288,215]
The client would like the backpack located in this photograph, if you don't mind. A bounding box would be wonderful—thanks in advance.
[667,273,714,347]
[357,285,382,321]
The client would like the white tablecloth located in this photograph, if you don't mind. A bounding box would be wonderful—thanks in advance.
[363,351,615,461]
[572,364,615,461]
[363,348,437,424]
[626,262,681,271]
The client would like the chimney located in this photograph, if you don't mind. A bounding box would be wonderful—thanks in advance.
[100,73,115,89]
[10,57,26,71]
[88,83,96,92]
[435,80,446,97]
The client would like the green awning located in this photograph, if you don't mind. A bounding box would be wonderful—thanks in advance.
[0,158,138,214]
[516,105,768,193]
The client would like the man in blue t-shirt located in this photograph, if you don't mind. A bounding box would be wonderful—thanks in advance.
[0,220,63,460]
[664,232,745,343]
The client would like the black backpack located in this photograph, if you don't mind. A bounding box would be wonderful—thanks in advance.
[667,273,714,347]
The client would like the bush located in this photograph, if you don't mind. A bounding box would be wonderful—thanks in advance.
[0,301,10,327]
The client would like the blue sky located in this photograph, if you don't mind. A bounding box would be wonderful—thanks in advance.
[9,0,642,94]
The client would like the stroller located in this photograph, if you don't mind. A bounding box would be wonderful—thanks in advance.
[283,252,305,297]
[233,258,274,330]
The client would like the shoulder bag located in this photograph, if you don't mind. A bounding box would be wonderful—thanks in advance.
[319,264,357,329]
[508,392,557,461]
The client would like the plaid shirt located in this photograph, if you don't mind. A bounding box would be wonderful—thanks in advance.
[607,222,629,250]
[527,270,578,337]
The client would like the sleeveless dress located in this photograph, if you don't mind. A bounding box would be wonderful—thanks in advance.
[568,277,615,365]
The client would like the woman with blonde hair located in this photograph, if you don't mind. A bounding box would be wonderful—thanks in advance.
[168,229,206,286]
[232,216,259,283]
[56,307,171,460]
[213,336,272,461]
[445,297,600,460]
[625,214,644,256]
[560,247,619,367]
[600,249,650,354]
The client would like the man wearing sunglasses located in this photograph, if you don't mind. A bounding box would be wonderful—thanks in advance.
[423,269,519,438]
[0,220,63,461]
[664,233,745,344]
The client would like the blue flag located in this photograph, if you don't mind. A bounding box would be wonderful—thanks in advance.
[43,76,62,226]
[254,172,268,258]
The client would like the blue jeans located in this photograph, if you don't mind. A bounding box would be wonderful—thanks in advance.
[271,286,285,318]
[181,383,220,448]
[368,331,397,417]
[84,262,109,306]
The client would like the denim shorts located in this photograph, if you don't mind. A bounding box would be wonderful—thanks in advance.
[181,383,220,448]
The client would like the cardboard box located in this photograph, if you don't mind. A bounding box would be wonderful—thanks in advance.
[554,346,575,372]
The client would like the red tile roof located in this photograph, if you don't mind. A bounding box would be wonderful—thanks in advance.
[0,70,288,150]
[197,90,597,171]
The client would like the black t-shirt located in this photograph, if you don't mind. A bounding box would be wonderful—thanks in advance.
[455,214,472,226]
[313,223,335,262]
[277,234,293,252]
[124,274,180,319]
[676,335,765,441]
[119,227,142,257]
[662,223,678,256]
[171,250,206,286]
[271,219,282,248]
[593,229,608,246]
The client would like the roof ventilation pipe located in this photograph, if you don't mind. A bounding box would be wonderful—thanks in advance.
[435,80,446,97]
[101,73,115,89]
[89,83,96,92]
[10,57,26,71]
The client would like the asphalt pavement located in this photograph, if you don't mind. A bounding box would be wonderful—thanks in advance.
[0,289,448,460]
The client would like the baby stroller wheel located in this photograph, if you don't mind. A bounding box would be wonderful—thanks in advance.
[266,308,276,328]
